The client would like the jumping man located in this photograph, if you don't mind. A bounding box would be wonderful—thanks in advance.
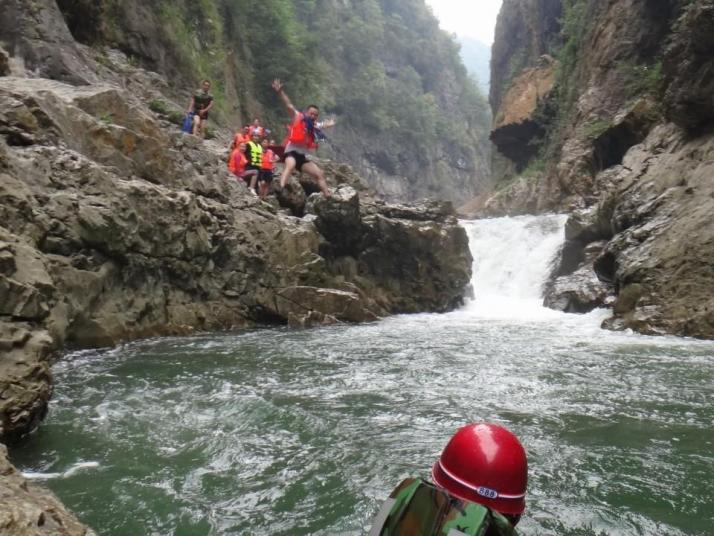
[271,79,335,197]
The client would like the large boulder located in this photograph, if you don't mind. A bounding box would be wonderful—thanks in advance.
[358,201,472,313]
[306,186,363,255]
[544,241,614,313]
[258,286,379,326]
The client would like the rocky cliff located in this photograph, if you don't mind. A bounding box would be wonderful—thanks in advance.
[1,0,492,204]
[0,71,472,436]
[0,2,475,530]
[464,0,713,339]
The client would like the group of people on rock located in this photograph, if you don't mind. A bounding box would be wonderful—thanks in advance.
[228,120,279,200]
[187,78,336,200]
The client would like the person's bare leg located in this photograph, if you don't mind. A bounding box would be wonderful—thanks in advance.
[192,115,201,136]
[259,181,269,199]
[279,157,297,189]
[301,161,331,197]
[248,172,258,192]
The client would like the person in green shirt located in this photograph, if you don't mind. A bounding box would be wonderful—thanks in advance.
[187,79,214,138]
[370,423,527,536]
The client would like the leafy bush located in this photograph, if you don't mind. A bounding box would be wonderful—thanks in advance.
[167,111,185,126]
[148,99,170,115]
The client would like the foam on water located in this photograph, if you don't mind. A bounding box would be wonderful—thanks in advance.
[23,462,100,481]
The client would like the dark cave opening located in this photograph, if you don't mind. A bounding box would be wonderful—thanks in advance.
[592,121,647,172]
[56,0,105,45]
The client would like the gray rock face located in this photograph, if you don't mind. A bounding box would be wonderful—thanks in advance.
[0,0,99,84]
[593,125,714,337]
[663,1,714,130]
[544,241,614,313]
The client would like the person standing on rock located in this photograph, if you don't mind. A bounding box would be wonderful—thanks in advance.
[249,118,268,139]
[188,79,214,138]
[228,142,249,182]
[271,79,335,198]
[258,138,279,200]
[244,130,264,193]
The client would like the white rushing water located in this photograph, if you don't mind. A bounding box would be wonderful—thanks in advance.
[460,214,605,324]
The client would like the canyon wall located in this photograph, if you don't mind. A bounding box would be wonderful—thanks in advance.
[467,0,713,338]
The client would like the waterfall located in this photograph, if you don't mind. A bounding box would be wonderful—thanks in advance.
[460,214,568,319]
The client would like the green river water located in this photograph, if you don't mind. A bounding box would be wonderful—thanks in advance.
[11,216,714,535]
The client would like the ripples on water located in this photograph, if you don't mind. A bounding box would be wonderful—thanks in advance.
[13,317,714,536]
[12,216,714,535]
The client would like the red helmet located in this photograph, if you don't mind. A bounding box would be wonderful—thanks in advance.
[432,423,527,515]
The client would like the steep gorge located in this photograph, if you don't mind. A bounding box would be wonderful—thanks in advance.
[469,0,714,339]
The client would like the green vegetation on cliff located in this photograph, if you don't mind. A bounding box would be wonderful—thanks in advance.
[55,0,491,202]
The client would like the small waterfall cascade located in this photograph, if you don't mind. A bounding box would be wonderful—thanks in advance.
[460,214,568,319]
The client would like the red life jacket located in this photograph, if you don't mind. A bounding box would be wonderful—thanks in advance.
[288,112,317,149]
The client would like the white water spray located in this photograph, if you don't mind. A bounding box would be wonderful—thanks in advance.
[460,214,569,319]
[22,461,100,480]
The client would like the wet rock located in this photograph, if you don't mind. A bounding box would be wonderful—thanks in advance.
[0,46,9,76]
[263,286,379,324]
[306,186,363,255]
[544,241,614,313]
[0,444,95,535]
[0,323,55,443]
[287,310,339,329]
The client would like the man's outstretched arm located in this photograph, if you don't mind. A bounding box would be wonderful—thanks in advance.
[272,79,297,116]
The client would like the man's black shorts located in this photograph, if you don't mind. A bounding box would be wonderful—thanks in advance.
[284,151,309,171]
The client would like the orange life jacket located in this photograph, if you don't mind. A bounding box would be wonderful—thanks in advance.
[261,149,275,170]
[233,132,250,149]
[228,148,247,176]
[288,112,317,149]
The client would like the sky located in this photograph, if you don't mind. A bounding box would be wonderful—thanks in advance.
[424,0,503,45]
